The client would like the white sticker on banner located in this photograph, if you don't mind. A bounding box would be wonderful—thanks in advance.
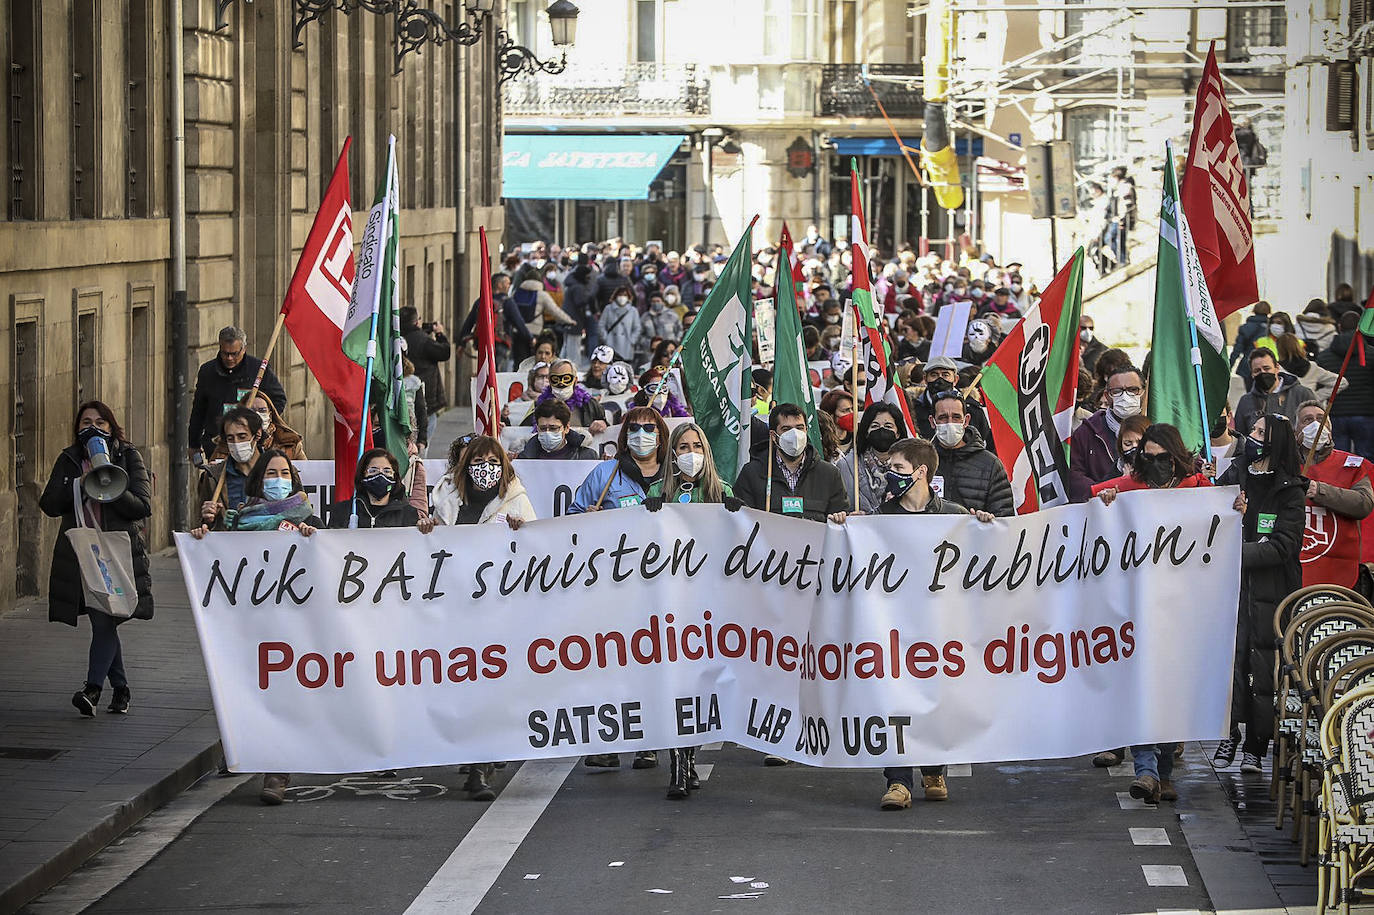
[176,488,1241,775]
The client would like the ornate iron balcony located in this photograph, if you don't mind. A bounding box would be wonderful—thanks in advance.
[503,62,710,118]
[819,64,922,119]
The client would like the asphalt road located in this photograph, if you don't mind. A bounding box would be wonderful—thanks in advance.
[27,743,1227,914]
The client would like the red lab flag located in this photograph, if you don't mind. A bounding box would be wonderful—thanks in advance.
[1182,42,1258,320]
[281,138,370,501]
[473,227,502,437]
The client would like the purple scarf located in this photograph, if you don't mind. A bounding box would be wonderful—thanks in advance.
[537,385,594,410]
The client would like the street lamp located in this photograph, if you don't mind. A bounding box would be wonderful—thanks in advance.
[496,1,580,86]
[279,0,501,73]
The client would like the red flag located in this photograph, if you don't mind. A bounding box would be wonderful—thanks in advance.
[1182,42,1258,320]
[281,138,370,501]
[779,221,805,300]
[473,227,502,437]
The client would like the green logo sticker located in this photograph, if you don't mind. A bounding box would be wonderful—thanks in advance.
[782,497,803,515]
[617,495,643,508]
[1257,512,1277,535]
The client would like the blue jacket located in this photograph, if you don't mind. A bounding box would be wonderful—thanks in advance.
[568,458,655,513]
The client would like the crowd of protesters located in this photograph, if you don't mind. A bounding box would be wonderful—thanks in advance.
[43,220,1374,813]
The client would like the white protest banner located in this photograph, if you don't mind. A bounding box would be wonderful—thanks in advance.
[177,488,1240,774]
[930,301,973,359]
[753,297,776,366]
[295,459,597,520]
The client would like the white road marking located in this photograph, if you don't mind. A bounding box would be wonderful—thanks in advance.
[523,874,540,880]
[946,763,973,777]
[25,774,251,915]
[1130,827,1170,846]
[695,763,715,782]
[646,889,673,894]
[1108,762,1134,777]
[1141,864,1188,887]
[720,892,766,899]
[609,861,624,867]
[403,758,575,915]
[701,742,724,751]
[730,876,755,883]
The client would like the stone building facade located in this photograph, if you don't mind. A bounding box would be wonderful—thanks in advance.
[0,0,504,608]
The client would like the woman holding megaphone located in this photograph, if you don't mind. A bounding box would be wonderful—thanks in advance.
[40,401,153,717]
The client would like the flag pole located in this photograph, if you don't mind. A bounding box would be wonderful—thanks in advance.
[764,400,776,513]
[350,135,397,529]
[1303,330,1360,469]
[851,313,862,511]
[207,310,290,512]
[1185,313,1213,464]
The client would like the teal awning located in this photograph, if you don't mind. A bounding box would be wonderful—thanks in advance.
[502,134,685,200]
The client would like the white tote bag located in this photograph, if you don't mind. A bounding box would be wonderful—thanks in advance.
[64,478,138,619]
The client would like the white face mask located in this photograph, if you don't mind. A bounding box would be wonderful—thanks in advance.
[665,294,678,304]
[970,288,985,299]
[778,428,808,458]
[1110,390,1142,419]
[627,430,658,457]
[228,441,255,463]
[1269,323,1286,338]
[1301,420,1333,451]
[537,430,565,452]
[675,451,705,479]
[935,422,966,447]
[552,384,575,401]
[614,296,630,307]
[1080,328,1094,344]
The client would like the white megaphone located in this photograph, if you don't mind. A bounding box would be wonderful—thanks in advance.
[82,434,129,503]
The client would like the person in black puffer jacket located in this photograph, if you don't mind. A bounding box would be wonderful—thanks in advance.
[1214,413,1305,772]
[41,401,153,718]
[1317,313,1374,460]
[326,448,428,530]
[928,391,1014,517]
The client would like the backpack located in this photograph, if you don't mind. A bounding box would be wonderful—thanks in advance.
[513,287,539,323]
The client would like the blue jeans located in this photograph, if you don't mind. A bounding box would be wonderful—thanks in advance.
[883,765,946,790]
[87,610,128,690]
[1131,744,1175,782]
[1333,416,1374,462]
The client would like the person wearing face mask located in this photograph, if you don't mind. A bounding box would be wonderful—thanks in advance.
[1208,414,1305,772]
[326,449,430,530]
[1078,315,1107,374]
[1274,332,1344,404]
[1229,301,1274,375]
[661,283,688,320]
[633,262,662,311]
[734,403,850,523]
[1092,423,1214,502]
[961,319,998,366]
[569,406,668,516]
[520,358,607,433]
[637,291,683,364]
[836,404,908,514]
[1293,399,1374,589]
[645,422,736,509]
[209,394,306,462]
[633,369,691,417]
[927,391,1014,517]
[1069,365,1146,502]
[912,357,995,449]
[43,401,154,719]
[600,284,642,365]
[876,437,992,811]
[197,406,266,528]
[518,400,598,460]
[1109,414,1151,477]
[1234,348,1316,437]
[819,390,856,456]
[582,345,615,390]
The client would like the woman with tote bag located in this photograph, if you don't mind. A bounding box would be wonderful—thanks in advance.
[40,401,153,717]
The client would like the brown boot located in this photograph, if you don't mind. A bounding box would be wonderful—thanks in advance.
[1129,774,1160,804]
[260,773,290,805]
[1160,779,1178,802]
[465,763,496,801]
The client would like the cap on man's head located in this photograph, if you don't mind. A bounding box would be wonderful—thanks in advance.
[924,356,959,374]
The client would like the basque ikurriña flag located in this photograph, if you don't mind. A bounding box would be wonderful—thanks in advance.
[980,249,1086,514]
[280,137,371,501]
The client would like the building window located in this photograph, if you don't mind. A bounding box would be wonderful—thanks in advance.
[764,0,818,62]
[72,0,98,219]
[1226,0,1285,62]
[77,311,98,405]
[1066,106,1121,181]
[129,302,151,447]
[8,0,40,220]
[126,0,151,217]
[636,0,658,63]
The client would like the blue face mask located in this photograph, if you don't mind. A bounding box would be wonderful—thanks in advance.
[262,478,294,502]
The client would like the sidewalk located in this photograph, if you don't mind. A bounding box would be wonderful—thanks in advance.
[0,549,220,913]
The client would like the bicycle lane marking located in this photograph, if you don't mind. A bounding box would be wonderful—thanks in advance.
[403,758,577,915]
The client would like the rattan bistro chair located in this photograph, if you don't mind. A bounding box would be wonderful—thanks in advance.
[1317,686,1374,913]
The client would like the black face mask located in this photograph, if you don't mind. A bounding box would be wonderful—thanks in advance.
[78,426,110,447]
[1244,436,1268,464]
[925,378,954,397]
[885,470,915,500]
[361,474,395,500]
[866,428,899,454]
[1120,445,1139,468]
[1253,372,1278,393]
[1136,452,1175,488]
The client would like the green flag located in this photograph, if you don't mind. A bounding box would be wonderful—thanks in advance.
[678,221,756,480]
[770,227,821,448]
[1149,144,1230,456]
[342,135,410,476]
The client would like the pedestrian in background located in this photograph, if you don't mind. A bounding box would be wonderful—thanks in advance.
[187,325,286,461]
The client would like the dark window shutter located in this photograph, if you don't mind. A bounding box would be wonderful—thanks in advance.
[1328,61,1358,132]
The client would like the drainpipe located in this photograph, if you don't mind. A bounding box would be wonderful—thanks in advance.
[170,0,189,531]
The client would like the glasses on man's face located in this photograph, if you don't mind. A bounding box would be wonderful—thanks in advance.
[549,373,577,386]
[627,422,657,434]
[1107,385,1144,397]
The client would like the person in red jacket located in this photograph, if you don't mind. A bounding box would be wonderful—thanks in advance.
[1295,399,1374,589]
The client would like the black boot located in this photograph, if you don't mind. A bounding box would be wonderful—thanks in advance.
[72,684,101,718]
[667,749,689,799]
[465,763,496,801]
[685,747,701,790]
